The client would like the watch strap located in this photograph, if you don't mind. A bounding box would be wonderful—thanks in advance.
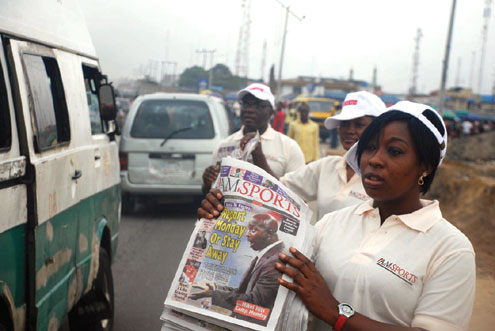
[334,315,347,331]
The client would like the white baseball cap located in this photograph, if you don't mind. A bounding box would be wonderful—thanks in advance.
[324,91,387,129]
[237,83,275,109]
[345,100,448,176]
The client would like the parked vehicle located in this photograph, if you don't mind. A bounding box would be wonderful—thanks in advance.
[119,93,232,212]
[291,96,339,139]
[0,1,120,330]
[116,97,132,130]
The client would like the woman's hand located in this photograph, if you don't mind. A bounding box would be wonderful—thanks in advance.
[202,165,220,189]
[197,188,224,219]
[275,247,338,325]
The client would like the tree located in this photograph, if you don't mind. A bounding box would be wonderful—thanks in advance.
[178,66,208,89]
[178,64,248,91]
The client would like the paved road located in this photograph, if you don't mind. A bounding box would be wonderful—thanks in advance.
[112,199,198,331]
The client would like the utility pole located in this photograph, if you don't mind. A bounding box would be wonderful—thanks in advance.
[275,0,304,100]
[260,39,267,82]
[409,28,423,96]
[196,49,216,88]
[235,0,251,79]
[161,61,178,86]
[477,0,492,93]
[372,66,377,92]
[207,50,216,89]
[455,57,462,87]
[439,0,457,113]
[469,51,476,89]
[196,49,210,69]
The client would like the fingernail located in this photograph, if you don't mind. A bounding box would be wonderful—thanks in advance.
[290,247,296,253]
[213,210,219,216]
[279,253,286,259]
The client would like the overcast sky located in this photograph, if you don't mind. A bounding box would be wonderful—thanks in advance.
[80,0,495,95]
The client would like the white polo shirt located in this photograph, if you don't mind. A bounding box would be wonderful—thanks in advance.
[211,126,305,178]
[280,156,370,220]
[312,200,475,331]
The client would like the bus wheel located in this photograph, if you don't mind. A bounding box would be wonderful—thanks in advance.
[69,248,114,331]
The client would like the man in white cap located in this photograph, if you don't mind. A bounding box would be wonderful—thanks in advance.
[202,83,305,194]
[280,91,387,220]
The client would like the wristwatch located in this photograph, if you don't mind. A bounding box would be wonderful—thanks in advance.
[333,303,355,331]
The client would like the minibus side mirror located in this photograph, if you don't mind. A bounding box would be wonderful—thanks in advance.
[98,84,117,121]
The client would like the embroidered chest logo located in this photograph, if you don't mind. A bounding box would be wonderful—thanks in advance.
[376,258,417,285]
[349,190,370,201]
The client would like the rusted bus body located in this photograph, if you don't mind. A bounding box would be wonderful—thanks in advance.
[0,0,120,329]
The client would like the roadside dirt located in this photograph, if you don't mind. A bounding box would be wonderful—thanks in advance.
[425,131,495,330]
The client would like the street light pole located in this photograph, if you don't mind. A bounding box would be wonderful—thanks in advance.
[439,0,457,113]
[276,6,289,100]
[275,0,304,101]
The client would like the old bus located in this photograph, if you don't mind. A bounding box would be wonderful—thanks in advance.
[0,0,120,330]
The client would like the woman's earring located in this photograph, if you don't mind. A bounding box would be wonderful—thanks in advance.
[418,173,426,186]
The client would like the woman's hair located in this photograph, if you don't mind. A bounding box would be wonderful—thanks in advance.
[356,110,445,194]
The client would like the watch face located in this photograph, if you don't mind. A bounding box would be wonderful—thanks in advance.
[339,303,355,317]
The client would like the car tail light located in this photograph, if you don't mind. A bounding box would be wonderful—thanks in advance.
[119,152,128,171]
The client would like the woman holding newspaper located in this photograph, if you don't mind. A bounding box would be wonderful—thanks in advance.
[198,101,475,330]
[280,90,387,220]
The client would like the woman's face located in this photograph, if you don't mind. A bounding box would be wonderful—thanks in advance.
[359,121,424,206]
[338,116,374,150]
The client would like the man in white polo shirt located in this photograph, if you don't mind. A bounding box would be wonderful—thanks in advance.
[202,83,305,194]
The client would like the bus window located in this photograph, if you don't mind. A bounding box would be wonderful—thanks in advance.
[23,54,70,151]
[0,62,11,152]
[82,64,104,134]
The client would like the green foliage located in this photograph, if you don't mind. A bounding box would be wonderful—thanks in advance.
[178,64,248,91]
[178,66,208,88]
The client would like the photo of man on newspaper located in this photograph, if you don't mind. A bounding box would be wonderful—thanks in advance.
[188,213,285,326]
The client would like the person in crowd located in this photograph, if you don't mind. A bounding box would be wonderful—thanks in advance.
[328,102,341,148]
[189,214,284,326]
[284,101,298,134]
[272,101,286,133]
[462,120,473,136]
[287,102,320,163]
[198,101,475,330]
[201,83,305,194]
[275,101,475,330]
[281,91,386,219]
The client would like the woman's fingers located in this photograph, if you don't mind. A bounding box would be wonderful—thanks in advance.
[278,277,302,293]
[288,247,318,272]
[275,262,307,285]
[205,192,223,214]
[278,250,316,278]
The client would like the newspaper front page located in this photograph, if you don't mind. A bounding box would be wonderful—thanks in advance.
[163,157,313,331]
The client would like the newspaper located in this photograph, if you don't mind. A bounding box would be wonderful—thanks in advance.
[163,157,314,331]
[213,132,260,164]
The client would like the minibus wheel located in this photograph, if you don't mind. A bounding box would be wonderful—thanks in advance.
[69,248,114,330]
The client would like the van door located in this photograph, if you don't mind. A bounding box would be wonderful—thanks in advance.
[8,39,80,330]
[0,36,28,331]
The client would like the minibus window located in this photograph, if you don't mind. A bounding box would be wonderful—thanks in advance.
[23,54,70,151]
[82,64,104,134]
[0,63,11,152]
